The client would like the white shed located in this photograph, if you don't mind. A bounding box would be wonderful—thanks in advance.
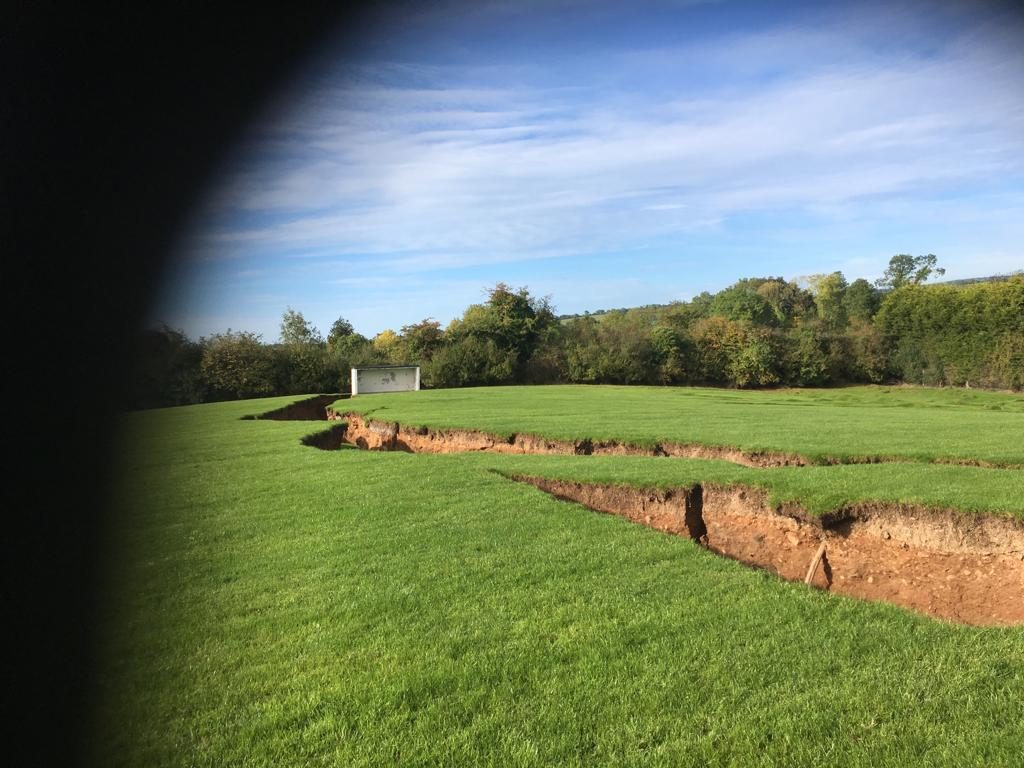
[351,365,421,395]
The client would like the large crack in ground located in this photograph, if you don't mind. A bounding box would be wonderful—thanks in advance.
[331,412,815,466]
[330,411,1021,468]
[509,477,1024,626]
[255,397,1024,625]
[241,394,343,421]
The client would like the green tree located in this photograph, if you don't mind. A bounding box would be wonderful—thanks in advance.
[372,329,402,362]
[651,324,693,384]
[563,316,601,383]
[709,279,778,326]
[783,322,841,386]
[983,333,1024,390]
[326,333,380,392]
[129,325,206,408]
[453,283,556,378]
[275,343,332,394]
[876,275,1023,387]
[876,254,945,290]
[756,278,814,326]
[521,321,568,384]
[805,272,849,329]
[327,317,355,347]
[563,312,660,385]
[399,319,445,361]
[280,307,322,345]
[690,316,746,384]
[277,308,329,393]
[200,331,276,399]
[728,328,781,388]
[845,320,889,383]
[423,336,516,388]
[843,278,881,322]
[325,316,369,391]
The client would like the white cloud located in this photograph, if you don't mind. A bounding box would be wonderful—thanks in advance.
[169,0,1023,331]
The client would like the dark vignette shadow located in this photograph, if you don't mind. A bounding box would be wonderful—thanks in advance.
[3,4,373,765]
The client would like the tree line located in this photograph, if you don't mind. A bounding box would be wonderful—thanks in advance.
[128,255,1024,408]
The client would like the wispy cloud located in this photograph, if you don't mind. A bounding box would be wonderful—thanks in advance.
[163,0,1024,339]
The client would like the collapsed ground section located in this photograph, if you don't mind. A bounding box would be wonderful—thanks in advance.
[333,412,811,466]
[244,394,341,421]
[516,477,1024,627]
[301,410,1024,626]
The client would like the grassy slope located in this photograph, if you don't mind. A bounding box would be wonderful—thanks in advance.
[333,384,1024,465]
[95,395,1024,766]
[469,454,1024,518]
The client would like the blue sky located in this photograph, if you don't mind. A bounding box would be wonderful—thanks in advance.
[154,0,1024,340]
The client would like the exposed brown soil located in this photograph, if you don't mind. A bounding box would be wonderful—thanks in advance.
[333,412,813,466]
[243,394,344,421]
[308,410,1024,624]
[513,477,1024,626]
[332,411,1023,468]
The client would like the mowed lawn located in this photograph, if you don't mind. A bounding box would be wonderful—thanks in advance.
[334,384,1024,465]
[96,393,1024,767]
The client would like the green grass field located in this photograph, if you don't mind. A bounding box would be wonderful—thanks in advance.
[96,391,1024,766]
[334,384,1024,465]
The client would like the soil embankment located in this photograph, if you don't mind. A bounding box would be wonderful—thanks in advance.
[333,411,811,466]
[333,411,1022,468]
[243,394,343,421]
[301,408,1024,625]
[513,477,1024,626]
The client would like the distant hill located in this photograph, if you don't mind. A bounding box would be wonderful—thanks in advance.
[556,272,1022,322]
[557,302,676,322]
[938,273,1022,287]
